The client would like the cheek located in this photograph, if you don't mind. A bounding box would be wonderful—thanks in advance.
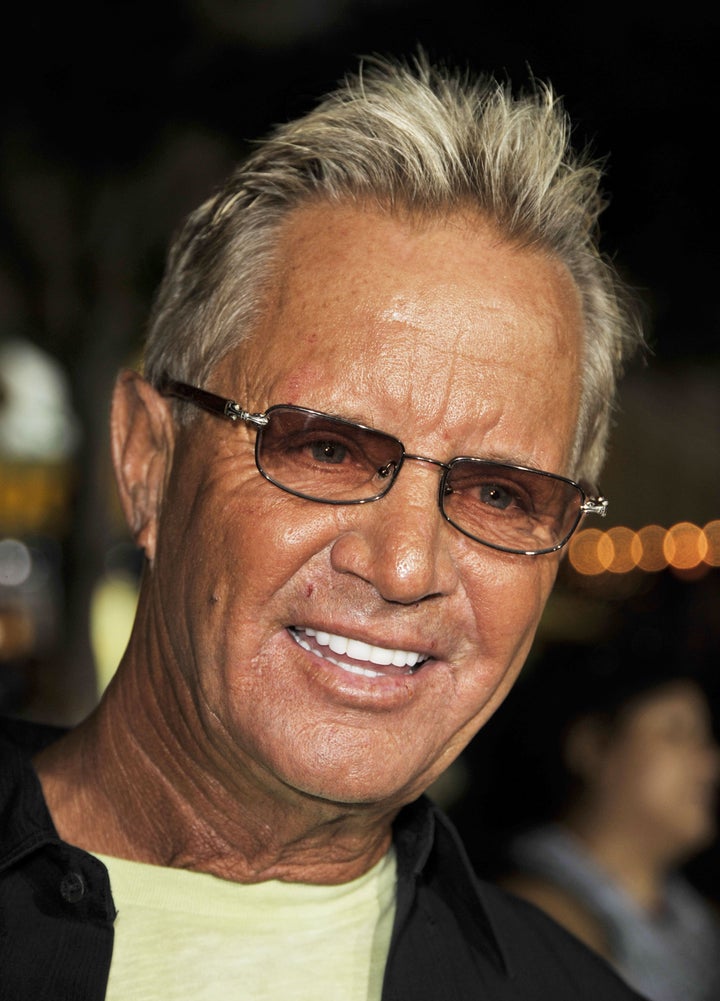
[155,471,343,681]
[636,756,684,804]
[465,552,559,657]
[607,747,691,817]
[642,751,712,806]
[194,479,339,591]
[634,753,719,848]
[451,555,560,723]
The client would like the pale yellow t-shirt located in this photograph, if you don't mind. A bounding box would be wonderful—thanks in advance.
[96,849,397,1001]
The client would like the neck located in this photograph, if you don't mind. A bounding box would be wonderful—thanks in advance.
[33,627,396,885]
[563,806,672,912]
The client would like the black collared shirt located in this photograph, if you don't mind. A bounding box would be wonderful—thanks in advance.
[0,718,646,1000]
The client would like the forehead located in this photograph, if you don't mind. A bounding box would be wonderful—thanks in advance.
[217,202,583,464]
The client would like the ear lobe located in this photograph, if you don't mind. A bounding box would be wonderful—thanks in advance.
[111,370,175,564]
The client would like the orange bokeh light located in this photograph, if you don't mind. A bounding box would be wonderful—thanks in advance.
[604,526,638,574]
[663,522,708,570]
[569,528,610,575]
[569,522,719,576]
[633,524,669,572]
[703,520,720,566]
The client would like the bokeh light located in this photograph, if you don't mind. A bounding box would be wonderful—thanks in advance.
[604,526,638,574]
[663,522,707,570]
[568,529,613,576]
[569,521,718,576]
[633,525,668,572]
[0,538,33,588]
[704,520,720,567]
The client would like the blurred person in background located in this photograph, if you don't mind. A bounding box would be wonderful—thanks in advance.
[0,53,647,999]
[494,643,720,1001]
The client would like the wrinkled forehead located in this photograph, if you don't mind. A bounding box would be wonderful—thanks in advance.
[268,201,580,326]
[224,202,583,366]
[209,202,584,464]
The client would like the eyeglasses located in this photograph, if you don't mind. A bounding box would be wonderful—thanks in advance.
[159,377,608,556]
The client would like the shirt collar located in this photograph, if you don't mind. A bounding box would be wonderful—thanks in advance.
[392,795,509,976]
[0,717,63,870]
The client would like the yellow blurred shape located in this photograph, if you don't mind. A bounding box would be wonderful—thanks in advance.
[90,573,139,692]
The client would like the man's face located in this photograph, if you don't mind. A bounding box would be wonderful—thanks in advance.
[149,203,583,810]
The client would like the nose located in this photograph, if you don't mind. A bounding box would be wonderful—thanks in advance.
[329,462,459,604]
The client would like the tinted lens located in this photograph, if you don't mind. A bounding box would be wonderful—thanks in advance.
[442,458,584,554]
[256,406,404,503]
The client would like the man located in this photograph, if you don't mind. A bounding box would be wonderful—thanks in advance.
[1,54,646,998]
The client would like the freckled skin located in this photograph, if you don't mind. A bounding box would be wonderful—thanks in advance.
[35,202,586,883]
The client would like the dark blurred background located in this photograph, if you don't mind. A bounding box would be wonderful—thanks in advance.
[1,0,718,887]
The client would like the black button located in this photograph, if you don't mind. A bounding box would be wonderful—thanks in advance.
[60,871,86,903]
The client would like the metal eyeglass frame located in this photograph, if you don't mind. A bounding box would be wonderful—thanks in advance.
[158,376,608,556]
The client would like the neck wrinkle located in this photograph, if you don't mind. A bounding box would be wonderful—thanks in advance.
[35,594,397,885]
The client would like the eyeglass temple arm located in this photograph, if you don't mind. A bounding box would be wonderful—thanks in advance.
[581,496,608,517]
[158,377,268,428]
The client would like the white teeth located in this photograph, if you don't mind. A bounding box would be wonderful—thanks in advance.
[328,634,347,656]
[291,630,383,677]
[347,638,371,661]
[296,627,426,673]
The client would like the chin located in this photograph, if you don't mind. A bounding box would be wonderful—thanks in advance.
[297,773,424,811]
[667,818,717,861]
[283,756,432,812]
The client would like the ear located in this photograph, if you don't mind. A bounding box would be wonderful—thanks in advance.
[111,370,175,565]
[563,715,609,781]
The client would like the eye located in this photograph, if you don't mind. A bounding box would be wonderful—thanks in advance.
[309,439,348,464]
[480,483,516,510]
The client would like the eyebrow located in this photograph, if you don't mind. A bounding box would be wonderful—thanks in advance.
[281,402,552,471]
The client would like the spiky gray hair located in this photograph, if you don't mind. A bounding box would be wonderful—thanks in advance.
[144,52,642,484]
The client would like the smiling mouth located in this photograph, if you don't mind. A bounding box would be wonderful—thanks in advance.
[289,626,430,678]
